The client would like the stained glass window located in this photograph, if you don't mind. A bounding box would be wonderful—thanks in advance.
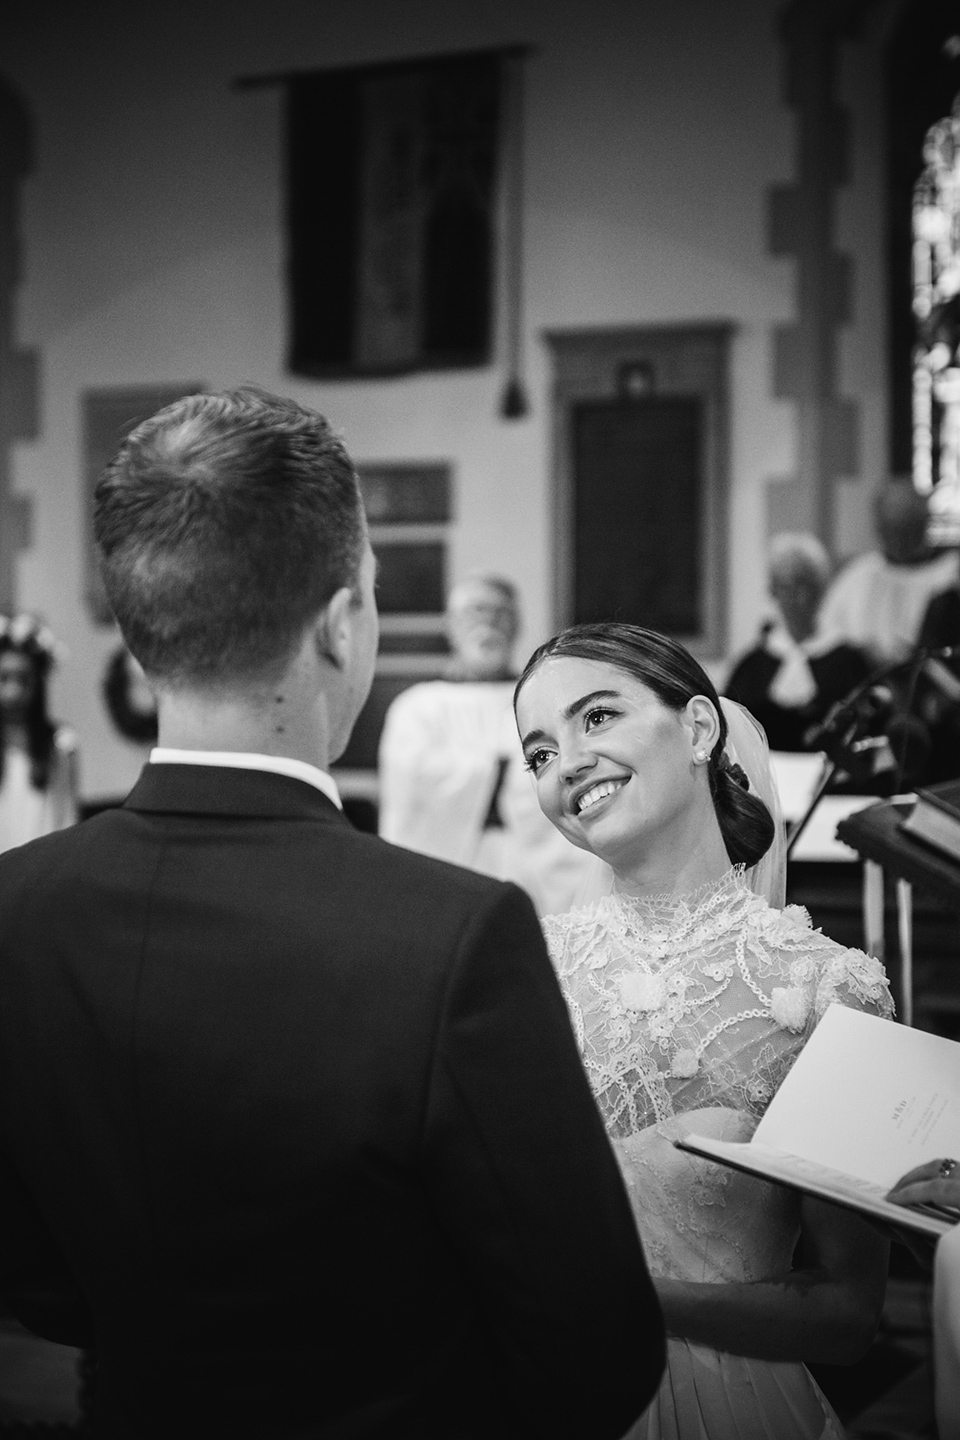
[913,93,960,540]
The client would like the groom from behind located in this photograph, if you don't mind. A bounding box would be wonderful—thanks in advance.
[0,388,663,1438]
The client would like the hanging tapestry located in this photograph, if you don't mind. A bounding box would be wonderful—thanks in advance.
[284,50,507,378]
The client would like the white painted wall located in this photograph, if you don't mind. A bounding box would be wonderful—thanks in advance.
[835,15,895,565]
[4,0,857,798]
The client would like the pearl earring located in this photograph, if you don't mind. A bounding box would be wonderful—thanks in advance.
[695,750,708,764]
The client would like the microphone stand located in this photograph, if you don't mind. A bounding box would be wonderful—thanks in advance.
[785,724,868,859]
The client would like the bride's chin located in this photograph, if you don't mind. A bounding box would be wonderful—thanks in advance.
[588,828,653,874]
[579,833,637,872]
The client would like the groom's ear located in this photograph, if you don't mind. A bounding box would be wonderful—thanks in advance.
[684,695,722,755]
[312,586,354,671]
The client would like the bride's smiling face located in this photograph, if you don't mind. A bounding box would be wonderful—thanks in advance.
[515,655,720,868]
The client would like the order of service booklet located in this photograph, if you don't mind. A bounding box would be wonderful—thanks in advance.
[675,1004,960,1237]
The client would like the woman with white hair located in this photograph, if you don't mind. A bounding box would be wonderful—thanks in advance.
[725,533,872,751]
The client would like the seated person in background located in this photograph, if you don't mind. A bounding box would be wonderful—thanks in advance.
[818,479,958,666]
[378,574,595,914]
[0,614,78,853]
[724,532,871,750]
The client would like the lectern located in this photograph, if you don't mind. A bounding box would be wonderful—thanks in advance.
[836,801,960,1026]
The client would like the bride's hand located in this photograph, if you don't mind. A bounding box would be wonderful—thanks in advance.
[883,1159,960,1267]
[887,1158,960,1217]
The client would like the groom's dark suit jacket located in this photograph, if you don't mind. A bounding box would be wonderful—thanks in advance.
[0,763,663,1439]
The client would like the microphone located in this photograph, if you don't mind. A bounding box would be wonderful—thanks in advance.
[804,684,894,752]
[802,640,958,777]
[806,697,932,787]
[802,639,960,751]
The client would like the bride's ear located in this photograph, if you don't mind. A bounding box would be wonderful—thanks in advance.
[683,696,722,760]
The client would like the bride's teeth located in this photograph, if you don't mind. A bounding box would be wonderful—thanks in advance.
[578,780,621,814]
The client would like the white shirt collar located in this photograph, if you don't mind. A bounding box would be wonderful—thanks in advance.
[149,748,342,810]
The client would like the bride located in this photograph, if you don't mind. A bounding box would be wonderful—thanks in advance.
[514,622,893,1440]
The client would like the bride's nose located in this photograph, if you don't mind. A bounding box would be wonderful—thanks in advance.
[559,740,597,784]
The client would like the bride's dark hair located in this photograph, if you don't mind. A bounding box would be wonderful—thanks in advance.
[515,622,774,869]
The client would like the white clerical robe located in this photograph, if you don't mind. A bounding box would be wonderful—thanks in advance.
[818,549,959,664]
[377,679,596,916]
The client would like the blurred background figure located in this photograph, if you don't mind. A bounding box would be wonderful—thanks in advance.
[818,479,959,666]
[102,643,158,749]
[378,574,594,914]
[0,615,78,853]
[724,533,872,751]
[912,561,960,783]
[444,573,518,682]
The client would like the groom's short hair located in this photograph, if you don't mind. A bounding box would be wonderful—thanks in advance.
[95,387,366,685]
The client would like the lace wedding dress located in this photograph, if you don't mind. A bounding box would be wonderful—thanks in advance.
[543,866,894,1440]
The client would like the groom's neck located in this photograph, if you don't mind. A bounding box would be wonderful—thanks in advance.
[155,675,335,773]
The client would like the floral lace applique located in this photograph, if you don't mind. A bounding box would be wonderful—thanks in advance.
[542,865,894,1138]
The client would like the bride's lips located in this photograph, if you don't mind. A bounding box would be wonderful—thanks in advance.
[569,776,629,819]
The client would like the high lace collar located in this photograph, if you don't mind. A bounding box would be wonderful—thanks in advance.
[605,864,753,928]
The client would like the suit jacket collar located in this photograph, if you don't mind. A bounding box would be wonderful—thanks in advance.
[124,763,349,823]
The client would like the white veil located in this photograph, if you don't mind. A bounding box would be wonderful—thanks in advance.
[567,697,786,911]
[722,697,785,909]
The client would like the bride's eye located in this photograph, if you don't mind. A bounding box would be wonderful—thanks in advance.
[584,706,616,730]
[524,747,552,775]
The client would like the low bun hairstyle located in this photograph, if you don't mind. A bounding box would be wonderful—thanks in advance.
[707,751,772,868]
[515,622,774,870]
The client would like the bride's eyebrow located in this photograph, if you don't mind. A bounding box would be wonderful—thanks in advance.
[520,689,623,751]
[564,689,622,720]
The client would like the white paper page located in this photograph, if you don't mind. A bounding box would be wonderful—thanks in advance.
[770,752,824,822]
[768,753,870,860]
[789,795,869,861]
[753,1005,960,1189]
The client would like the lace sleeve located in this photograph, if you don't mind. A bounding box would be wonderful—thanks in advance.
[811,939,895,1024]
[756,904,895,1030]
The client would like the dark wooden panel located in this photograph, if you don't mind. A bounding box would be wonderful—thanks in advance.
[545,323,732,657]
[373,542,445,614]
[573,396,701,633]
[358,462,451,522]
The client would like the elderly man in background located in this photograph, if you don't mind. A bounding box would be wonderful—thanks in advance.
[378,574,595,914]
[725,532,871,751]
[818,479,958,666]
